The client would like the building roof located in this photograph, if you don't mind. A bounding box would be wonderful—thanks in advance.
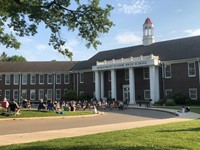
[0,61,78,73]
[72,35,200,71]
[144,17,152,24]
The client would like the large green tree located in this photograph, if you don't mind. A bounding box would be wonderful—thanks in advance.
[0,52,27,61]
[0,0,114,59]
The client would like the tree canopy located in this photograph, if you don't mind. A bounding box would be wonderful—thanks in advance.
[0,52,27,62]
[0,0,114,60]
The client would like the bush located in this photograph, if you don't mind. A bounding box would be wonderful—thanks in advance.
[173,93,189,105]
[153,99,165,106]
[165,99,176,106]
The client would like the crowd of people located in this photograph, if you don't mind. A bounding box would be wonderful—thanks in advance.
[1,98,20,116]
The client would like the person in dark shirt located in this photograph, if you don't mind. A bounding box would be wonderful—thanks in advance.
[9,98,20,115]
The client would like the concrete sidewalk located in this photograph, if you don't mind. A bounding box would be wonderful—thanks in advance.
[0,108,199,146]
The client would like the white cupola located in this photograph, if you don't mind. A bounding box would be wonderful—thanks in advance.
[143,17,154,46]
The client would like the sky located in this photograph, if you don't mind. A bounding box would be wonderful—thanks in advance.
[1,0,200,61]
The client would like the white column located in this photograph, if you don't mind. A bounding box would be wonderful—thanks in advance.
[111,69,117,100]
[100,72,104,99]
[95,71,101,101]
[129,68,135,104]
[149,66,160,103]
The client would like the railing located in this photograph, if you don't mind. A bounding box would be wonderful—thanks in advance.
[96,54,159,65]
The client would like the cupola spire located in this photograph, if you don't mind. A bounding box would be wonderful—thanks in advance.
[143,17,154,46]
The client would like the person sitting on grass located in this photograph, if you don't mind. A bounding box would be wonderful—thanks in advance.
[9,98,20,116]
[38,99,46,111]
[1,97,9,110]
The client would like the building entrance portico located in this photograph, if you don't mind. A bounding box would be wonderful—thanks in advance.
[92,54,160,104]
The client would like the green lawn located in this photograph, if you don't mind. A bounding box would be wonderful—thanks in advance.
[1,119,200,150]
[0,109,93,119]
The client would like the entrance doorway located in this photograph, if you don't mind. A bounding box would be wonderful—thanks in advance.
[123,85,130,103]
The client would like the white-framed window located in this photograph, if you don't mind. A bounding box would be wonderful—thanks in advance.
[64,74,69,84]
[144,90,150,100]
[30,89,36,100]
[56,89,61,100]
[22,74,27,85]
[189,88,197,100]
[21,89,27,100]
[31,74,36,84]
[39,74,44,84]
[125,69,129,81]
[47,89,52,100]
[5,90,10,100]
[39,89,44,100]
[108,71,111,82]
[188,62,196,77]
[56,74,61,84]
[165,89,173,99]
[64,89,68,96]
[80,91,84,96]
[47,74,53,84]
[143,67,149,79]
[13,90,19,100]
[165,65,171,78]
[14,74,19,85]
[80,73,84,83]
[5,74,11,85]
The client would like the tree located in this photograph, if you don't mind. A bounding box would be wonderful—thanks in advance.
[0,0,114,60]
[0,52,26,62]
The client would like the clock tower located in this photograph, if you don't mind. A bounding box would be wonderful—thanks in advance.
[143,18,154,46]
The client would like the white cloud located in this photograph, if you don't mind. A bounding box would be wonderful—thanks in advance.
[36,44,48,50]
[184,29,200,36]
[117,0,150,15]
[115,32,142,45]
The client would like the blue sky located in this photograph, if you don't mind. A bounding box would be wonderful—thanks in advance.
[1,0,200,61]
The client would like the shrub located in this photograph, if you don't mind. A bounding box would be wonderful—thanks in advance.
[165,99,176,106]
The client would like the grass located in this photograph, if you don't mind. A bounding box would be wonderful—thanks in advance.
[0,109,93,119]
[1,119,200,150]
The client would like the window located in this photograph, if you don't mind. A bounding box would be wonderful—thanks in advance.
[22,74,27,85]
[31,74,36,84]
[56,89,61,100]
[144,90,150,100]
[188,62,196,77]
[189,88,197,100]
[64,74,69,84]
[5,90,10,100]
[56,74,61,84]
[47,89,52,100]
[125,69,129,80]
[5,74,10,85]
[14,74,19,85]
[80,73,84,83]
[143,67,149,79]
[80,91,84,96]
[39,74,44,84]
[165,65,171,78]
[39,89,44,100]
[21,89,27,100]
[108,71,111,81]
[13,90,19,100]
[30,89,36,100]
[165,89,172,99]
[47,74,53,84]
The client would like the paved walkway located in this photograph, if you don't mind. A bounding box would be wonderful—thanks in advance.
[0,107,199,146]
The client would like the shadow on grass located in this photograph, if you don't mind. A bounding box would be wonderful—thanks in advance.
[2,144,188,150]
[158,127,200,132]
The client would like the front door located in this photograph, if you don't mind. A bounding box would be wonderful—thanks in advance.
[123,85,130,103]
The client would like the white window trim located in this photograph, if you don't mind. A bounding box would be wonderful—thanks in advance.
[143,67,149,80]
[47,74,53,84]
[30,89,36,100]
[39,89,44,100]
[56,74,61,84]
[144,90,150,100]
[31,74,36,85]
[165,65,171,78]
[189,88,197,100]
[21,89,27,100]
[14,74,19,85]
[5,74,11,85]
[80,73,84,83]
[13,89,19,100]
[47,89,52,100]
[5,89,10,100]
[80,91,84,96]
[22,74,27,85]
[188,62,196,77]
[64,74,69,84]
[165,89,172,98]
[56,89,61,100]
[39,74,44,84]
